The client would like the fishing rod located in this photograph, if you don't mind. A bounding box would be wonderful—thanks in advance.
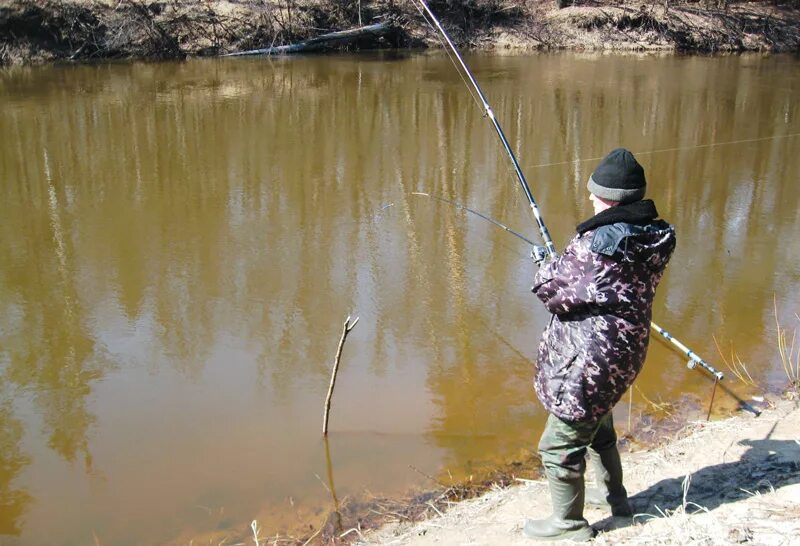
[411,1,724,382]
[411,192,724,382]
[412,0,556,259]
[412,192,769,417]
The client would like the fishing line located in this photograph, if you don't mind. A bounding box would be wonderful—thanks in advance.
[410,0,484,111]
[411,196,761,417]
[411,0,798,193]
[410,0,547,223]
[412,192,536,246]
[410,0,557,258]
[408,1,732,387]
[524,133,800,170]
[411,191,730,386]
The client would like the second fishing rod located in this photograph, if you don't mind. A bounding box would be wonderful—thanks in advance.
[412,0,724,382]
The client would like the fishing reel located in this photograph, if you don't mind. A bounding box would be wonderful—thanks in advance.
[530,245,548,265]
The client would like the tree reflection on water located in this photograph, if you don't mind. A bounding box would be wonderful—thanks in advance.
[0,53,798,544]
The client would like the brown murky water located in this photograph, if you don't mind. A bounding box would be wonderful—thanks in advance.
[1,52,799,545]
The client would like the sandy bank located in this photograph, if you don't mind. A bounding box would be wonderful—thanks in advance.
[365,396,800,545]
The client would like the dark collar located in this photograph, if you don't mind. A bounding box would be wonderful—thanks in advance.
[576,199,659,234]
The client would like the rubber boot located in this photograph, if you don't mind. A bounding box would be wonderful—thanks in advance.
[585,447,632,517]
[523,472,594,542]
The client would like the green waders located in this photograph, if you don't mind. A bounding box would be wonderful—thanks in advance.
[523,412,630,541]
[585,451,633,516]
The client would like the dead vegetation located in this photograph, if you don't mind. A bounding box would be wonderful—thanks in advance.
[279,456,543,545]
[0,0,407,66]
[531,1,800,52]
[1,0,799,66]
[775,299,800,394]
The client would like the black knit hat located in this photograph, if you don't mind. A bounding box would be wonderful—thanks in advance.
[587,148,646,204]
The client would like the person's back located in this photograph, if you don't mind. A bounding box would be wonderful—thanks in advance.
[524,148,675,542]
[533,196,676,423]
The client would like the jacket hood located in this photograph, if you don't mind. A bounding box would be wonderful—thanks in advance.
[590,221,676,271]
[577,200,675,271]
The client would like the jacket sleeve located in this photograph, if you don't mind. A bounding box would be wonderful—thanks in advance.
[532,235,597,316]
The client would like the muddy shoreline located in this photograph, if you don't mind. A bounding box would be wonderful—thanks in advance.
[2,1,799,67]
[367,392,800,545]
[297,390,790,546]
[197,387,772,545]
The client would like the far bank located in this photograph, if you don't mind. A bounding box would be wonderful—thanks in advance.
[2,0,799,67]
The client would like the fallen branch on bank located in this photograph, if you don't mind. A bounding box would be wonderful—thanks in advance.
[223,21,393,56]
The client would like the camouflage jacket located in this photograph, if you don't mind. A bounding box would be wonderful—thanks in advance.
[532,200,676,423]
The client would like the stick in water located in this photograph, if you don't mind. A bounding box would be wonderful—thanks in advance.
[322,315,359,435]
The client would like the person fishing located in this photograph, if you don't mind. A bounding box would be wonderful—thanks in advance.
[524,148,677,541]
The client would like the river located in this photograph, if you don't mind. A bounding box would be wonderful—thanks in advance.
[0,51,798,545]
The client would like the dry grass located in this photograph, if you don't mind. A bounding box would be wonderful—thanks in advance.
[364,400,800,546]
[634,385,676,417]
[774,297,800,389]
[712,334,758,387]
